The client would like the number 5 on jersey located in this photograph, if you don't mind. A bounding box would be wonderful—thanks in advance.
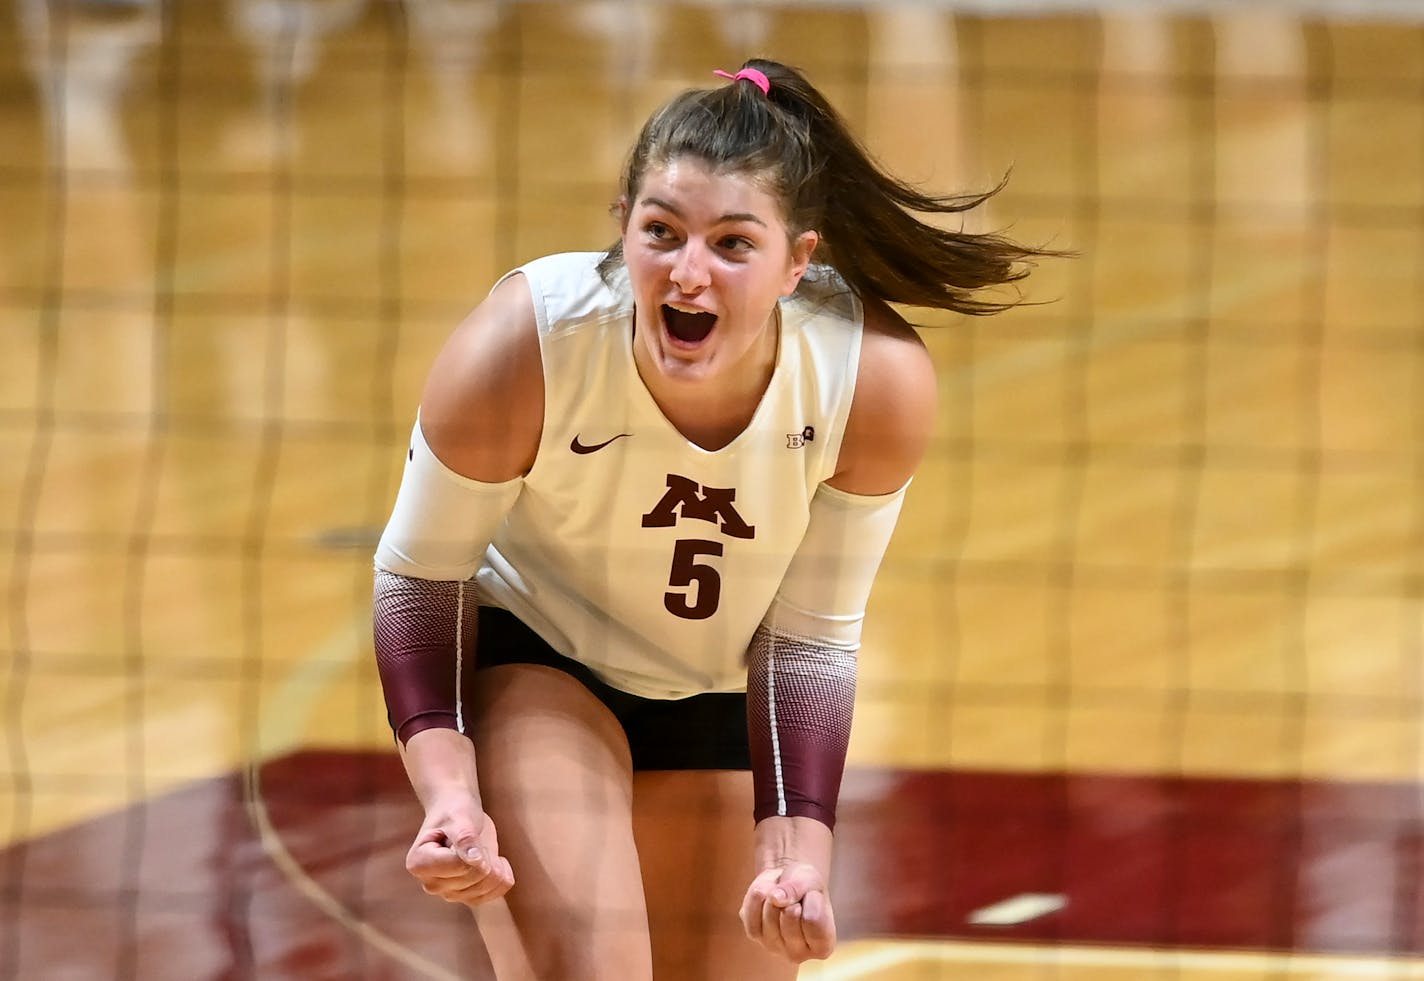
[665,539,723,619]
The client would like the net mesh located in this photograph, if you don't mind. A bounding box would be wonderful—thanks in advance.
[2,0,1423,976]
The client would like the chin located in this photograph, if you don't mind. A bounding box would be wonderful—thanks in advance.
[655,352,718,384]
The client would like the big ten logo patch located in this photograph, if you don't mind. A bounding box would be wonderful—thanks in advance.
[640,474,754,620]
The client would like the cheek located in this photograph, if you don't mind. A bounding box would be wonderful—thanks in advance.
[623,251,660,291]
[752,268,793,307]
[636,247,678,279]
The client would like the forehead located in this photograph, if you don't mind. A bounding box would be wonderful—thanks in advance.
[634,158,786,226]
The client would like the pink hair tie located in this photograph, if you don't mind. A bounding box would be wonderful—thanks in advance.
[713,68,771,96]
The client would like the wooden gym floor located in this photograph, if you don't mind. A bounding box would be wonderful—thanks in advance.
[2,0,1423,978]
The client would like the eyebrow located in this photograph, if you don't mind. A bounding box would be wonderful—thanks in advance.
[640,196,767,228]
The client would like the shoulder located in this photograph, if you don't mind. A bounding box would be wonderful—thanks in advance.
[827,297,938,496]
[419,270,545,481]
[521,251,628,325]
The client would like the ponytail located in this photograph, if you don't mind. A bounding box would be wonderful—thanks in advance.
[601,58,1061,317]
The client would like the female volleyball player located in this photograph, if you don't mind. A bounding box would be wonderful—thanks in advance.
[372,59,1054,980]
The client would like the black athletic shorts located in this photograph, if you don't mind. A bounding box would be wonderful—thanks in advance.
[474,606,751,771]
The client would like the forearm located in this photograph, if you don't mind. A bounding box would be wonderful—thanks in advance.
[746,623,857,829]
[371,416,522,743]
[746,482,902,828]
[373,569,483,744]
[399,726,484,810]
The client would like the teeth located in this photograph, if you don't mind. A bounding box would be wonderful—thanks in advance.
[666,303,707,314]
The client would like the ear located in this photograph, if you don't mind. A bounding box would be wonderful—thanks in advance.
[615,195,631,232]
[781,230,820,296]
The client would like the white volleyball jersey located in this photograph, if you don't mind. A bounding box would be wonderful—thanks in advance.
[474,252,864,699]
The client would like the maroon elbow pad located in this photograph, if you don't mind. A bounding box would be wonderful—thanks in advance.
[372,570,481,745]
[746,624,858,831]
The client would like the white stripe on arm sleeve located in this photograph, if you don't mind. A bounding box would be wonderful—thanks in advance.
[374,417,523,581]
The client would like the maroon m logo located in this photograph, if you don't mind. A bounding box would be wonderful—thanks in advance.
[640,474,755,540]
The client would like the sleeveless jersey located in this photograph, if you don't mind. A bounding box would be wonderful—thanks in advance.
[474,252,863,699]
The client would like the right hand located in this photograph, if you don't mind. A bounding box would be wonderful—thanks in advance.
[405,795,515,906]
[739,862,837,963]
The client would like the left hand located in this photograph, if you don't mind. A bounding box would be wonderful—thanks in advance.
[739,862,837,963]
[405,794,515,907]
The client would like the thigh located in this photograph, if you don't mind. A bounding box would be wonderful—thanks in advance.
[632,770,799,981]
[469,663,652,981]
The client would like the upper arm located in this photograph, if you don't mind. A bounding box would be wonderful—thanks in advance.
[419,272,545,481]
[828,297,938,495]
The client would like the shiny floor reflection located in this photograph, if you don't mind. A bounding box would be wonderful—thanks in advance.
[6,752,1424,978]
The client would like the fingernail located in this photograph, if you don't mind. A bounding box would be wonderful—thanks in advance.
[465,846,482,862]
[772,888,788,903]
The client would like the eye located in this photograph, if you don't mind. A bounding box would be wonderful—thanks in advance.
[644,220,677,242]
[718,235,754,253]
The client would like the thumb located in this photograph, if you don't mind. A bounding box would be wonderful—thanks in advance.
[768,864,824,907]
[448,830,487,868]
[746,867,782,903]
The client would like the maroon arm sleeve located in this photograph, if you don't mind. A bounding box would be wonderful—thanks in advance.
[746,623,858,831]
[372,569,481,745]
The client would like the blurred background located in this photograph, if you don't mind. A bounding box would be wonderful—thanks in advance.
[2,0,1422,977]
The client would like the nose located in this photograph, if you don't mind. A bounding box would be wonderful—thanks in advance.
[669,242,710,294]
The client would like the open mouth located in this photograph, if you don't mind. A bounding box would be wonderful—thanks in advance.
[662,304,717,344]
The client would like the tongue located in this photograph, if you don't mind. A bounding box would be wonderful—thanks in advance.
[663,305,717,343]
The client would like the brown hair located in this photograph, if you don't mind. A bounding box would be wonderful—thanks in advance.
[599,58,1061,316]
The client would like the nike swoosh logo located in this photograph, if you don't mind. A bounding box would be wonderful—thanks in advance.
[570,433,632,454]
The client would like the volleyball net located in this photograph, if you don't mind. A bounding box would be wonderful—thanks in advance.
[3,0,1422,976]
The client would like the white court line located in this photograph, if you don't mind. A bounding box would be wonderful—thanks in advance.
[243,615,463,981]
[805,939,1424,980]
[244,763,463,981]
